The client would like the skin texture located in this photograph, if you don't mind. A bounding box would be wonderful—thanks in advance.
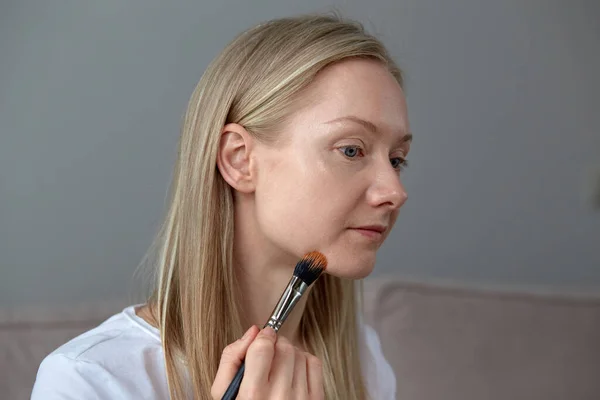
[217,58,411,346]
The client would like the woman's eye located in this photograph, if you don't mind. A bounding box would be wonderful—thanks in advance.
[391,157,408,171]
[339,145,362,158]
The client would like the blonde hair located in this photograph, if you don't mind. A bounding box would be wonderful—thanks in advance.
[146,13,402,400]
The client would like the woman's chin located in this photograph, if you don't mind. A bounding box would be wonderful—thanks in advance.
[324,259,376,280]
[301,243,378,279]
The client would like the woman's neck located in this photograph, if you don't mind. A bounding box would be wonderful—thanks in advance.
[138,201,311,349]
[233,247,310,350]
[137,260,309,350]
[232,197,310,350]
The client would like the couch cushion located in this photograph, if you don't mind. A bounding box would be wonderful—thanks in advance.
[362,278,600,400]
[0,301,126,400]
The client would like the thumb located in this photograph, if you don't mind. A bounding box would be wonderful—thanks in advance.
[211,325,259,398]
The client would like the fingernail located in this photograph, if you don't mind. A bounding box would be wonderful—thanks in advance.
[260,327,276,338]
[242,326,254,340]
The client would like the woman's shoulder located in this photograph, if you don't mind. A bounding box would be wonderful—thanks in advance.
[38,305,162,363]
[31,305,168,399]
[361,323,397,400]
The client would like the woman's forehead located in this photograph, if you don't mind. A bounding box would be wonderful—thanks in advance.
[289,60,409,136]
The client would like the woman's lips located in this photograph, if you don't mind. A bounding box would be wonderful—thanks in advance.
[349,226,386,240]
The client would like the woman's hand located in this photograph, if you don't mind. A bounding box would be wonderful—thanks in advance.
[211,325,324,400]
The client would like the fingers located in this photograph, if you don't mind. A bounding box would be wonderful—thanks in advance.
[269,335,296,393]
[307,354,324,399]
[211,325,259,399]
[212,326,324,400]
[241,327,277,391]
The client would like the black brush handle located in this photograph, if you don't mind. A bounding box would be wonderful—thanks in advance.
[221,361,245,400]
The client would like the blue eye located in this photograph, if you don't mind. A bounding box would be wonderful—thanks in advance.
[391,157,408,171]
[339,146,408,171]
[340,146,362,158]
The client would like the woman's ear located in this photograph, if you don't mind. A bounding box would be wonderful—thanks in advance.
[216,123,256,193]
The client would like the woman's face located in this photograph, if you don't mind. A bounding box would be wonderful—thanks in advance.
[252,59,411,279]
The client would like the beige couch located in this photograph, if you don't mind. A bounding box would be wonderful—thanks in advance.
[2,277,600,399]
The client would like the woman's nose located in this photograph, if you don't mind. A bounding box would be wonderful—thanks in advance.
[366,164,408,210]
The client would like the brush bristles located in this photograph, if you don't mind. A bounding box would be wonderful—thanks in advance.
[293,251,327,286]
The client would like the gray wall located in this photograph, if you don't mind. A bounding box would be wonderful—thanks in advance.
[1,0,599,306]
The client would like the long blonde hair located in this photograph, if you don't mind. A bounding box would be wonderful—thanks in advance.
[146,13,403,400]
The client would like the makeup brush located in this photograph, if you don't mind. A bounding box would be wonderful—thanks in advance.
[221,251,327,400]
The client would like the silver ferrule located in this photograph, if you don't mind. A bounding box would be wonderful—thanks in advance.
[263,276,309,332]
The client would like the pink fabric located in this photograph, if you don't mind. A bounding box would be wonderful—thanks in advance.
[362,280,600,400]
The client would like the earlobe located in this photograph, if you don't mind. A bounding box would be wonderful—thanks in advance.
[216,123,256,193]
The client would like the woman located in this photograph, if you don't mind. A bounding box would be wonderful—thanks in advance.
[32,13,411,400]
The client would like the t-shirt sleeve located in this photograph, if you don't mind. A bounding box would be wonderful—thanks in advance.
[363,324,397,400]
[31,353,114,400]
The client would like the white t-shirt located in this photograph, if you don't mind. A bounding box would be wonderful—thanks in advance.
[31,305,396,399]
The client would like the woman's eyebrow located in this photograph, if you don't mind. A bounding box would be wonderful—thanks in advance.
[324,115,413,144]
